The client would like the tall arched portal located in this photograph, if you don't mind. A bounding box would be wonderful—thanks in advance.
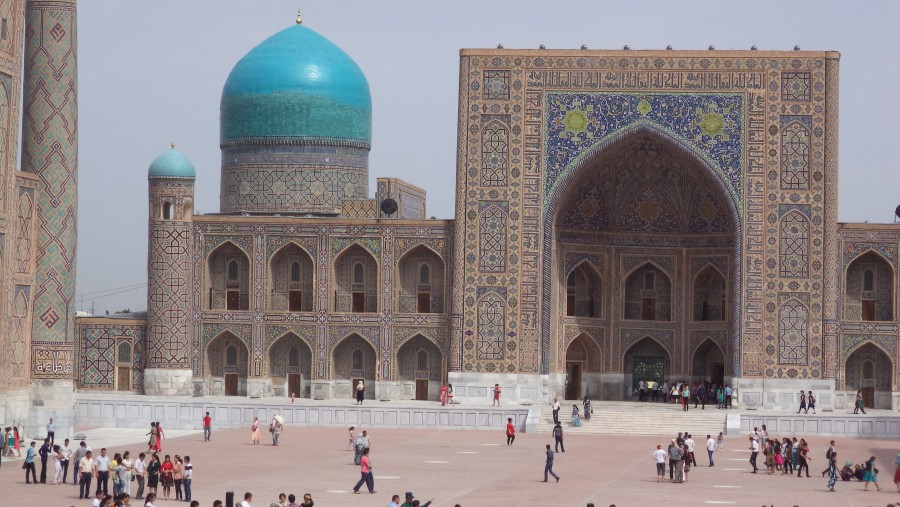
[553,131,738,400]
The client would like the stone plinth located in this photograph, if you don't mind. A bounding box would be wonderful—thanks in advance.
[143,368,193,396]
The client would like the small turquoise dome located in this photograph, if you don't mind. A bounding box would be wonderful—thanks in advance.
[148,147,196,179]
[221,24,372,143]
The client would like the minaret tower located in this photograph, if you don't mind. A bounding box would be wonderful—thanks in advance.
[145,146,196,395]
[21,0,78,434]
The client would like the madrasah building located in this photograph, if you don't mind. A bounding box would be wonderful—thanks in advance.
[2,3,900,436]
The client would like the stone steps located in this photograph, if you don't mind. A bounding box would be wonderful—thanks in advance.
[536,401,727,436]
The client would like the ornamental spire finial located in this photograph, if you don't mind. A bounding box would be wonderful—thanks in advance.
[170,142,175,149]
[296,8,302,25]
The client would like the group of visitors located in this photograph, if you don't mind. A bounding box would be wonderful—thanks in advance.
[3,425,21,457]
[549,397,592,427]
[439,383,456,405]
[652,431,724,483]
[795,390,818,414]
[638,379,734,409]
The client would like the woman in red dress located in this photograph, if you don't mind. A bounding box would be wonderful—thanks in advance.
[160,454,175,501]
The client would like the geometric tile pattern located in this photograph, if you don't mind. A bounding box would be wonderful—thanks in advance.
[781,72,810,102]
[23,2,78,379]
[476,290,505,360]
[780,116,811,190]
[76,322,145,390]
[478,203,507,273]
[482,70,509,101]
[779,210,809,278]
[777,299,808,365]
[480,118,509,186]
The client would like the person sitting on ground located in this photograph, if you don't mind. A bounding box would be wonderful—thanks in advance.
[840,461,854,481]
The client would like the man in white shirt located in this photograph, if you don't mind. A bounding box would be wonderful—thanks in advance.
[78,450,96,500]
[749,435,759,473]
[240,491,253,507]
[551,398,560,424]
[133,452,147,499]
[91,491,103,507]
[684,434,696,466]
[60,438,72,483]
[706,434,716,467]
[94,447,110,496]
[46,417,56,445]
[652,444,667,482]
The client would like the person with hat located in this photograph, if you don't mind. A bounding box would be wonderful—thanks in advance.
[400,491,432,507]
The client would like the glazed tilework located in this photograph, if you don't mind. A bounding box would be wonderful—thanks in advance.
[76,322,145,391]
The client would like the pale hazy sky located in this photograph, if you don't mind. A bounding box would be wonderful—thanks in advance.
[74,0,900,313]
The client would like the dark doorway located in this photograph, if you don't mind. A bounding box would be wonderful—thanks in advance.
[711,363,725,386]
[862,300,876,321]
[415,379,429,401]
[289,290,303,312]
[352,292,365,313]
[642,298,656,320]
[227,290,240,311]
[417,293,431,313]
[352,378,364,399]
[632,357,664,395]
[566,362,582,400]
[225,373,238,396]
[288,374,302,398]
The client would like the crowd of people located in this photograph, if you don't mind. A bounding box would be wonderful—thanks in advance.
[637,379,734,409]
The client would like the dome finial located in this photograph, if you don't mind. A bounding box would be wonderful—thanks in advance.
[296,8,302,25]
[170,142,176,149]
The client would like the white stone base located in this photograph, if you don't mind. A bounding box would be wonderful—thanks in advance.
[28,380,75,442]
[143,368,193,396]
[447,372,564,405]
[735,378,834,410]
[0,389,30,436]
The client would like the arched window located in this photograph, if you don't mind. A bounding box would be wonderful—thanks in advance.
[353,263,365,285]
[227,259,239,281]
[863,359,874,380]
[863,269,875,292]
[290,261,301,283]
[288,347,299,367]
[352,348,363,370]
[162,202,172,220]
[417,350,428,370]
[117,341,132,363]
[644,272,655,290]
[226,345,237,366]
[419,264,430,285]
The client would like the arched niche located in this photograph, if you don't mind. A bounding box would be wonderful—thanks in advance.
[623,337,671,400]
[564,333,603,399]
[397,334,442,400]
[566,263,602,318]
[693,265,727,321]
[844,342,893,409]
[206,241,251,311]
[269,243,314,312]
[333,245,378,313]
[691,338,725,386]
[269,332,313,398]
[844,251,894,322]
[624,263,672,321]
[397,245,445,313]
[331,334,377,399]
[206,331,248,396]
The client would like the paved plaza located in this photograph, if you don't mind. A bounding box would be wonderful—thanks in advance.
[2,424,899,507]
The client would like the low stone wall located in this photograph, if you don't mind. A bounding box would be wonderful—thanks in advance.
[75,396,530,433]
[739,413,900,438]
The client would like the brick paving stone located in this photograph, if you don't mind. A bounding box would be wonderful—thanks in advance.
[1,427,897,506]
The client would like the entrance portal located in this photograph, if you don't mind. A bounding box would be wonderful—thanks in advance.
[624,337,670,400]
[566,362,582,400]
[691,339,725,385]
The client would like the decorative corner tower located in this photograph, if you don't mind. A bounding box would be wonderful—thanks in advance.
[21,0,78,436]
[145,146,196,395]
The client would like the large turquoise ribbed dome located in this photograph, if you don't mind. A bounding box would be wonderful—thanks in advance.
[220,24,372,143]
[148,147,195,179]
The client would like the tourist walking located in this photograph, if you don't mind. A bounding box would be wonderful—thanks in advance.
[60,438,72,483]
[553,422,564,452]
[551,398,560,424]
[667,440,680,481]
[748,435,759,473]
[684,433,696,466]
[493,384,501,406]
[543,444,559,482]
[821,441,835,477]
[796,438,811,477]
[571,404,581,427]
[156,421,166,451]
[353,433,365,464]
[77,449,94,498]
[826,450,838,492]
[73,441,90,485]
[52,444,63,484]
[864,455,880,491]
[652,444,666,482]
[271,415,284,446]
[682,442,691,482]
[134,452,146,500]
[440,384,448,406]
[706,434,715,467]
[347,426,356,450]
[808,391,817,414]
[716,432,725,451]
[203,412,212,442]
[781,438,793,475]
[447,383,455,404]
[355,380,366,405]
[681,384,690,411]
[724,385,733,408]
[352,448,376,494]
[583,397,592,421]
[506,418,515,446]
[251,417,261,445]
[797,390,807,414]
[854,390,867,414]
[147,422,159,452]
[38,437,50,483]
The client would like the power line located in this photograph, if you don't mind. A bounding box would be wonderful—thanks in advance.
[79,284,147,302]
[76,282,146,298]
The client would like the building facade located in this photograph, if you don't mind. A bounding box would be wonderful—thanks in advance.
[13,15,895,414]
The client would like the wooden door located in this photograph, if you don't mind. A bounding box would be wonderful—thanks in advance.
[225,373,238,396]
[862,386,875,408]
[417,293,431,313]
[415,379,429,401]
[289,290,303,312]
[642,298,656,320]
[352,292,365,313]
[227,290,240,310]
[116,367,131,391]
[565,362,582,400]
[566,295,575,316]
[862,300,876,321]
[287,374,302,398]
[352,378,364,399]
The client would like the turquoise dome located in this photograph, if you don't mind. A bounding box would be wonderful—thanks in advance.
[221,24,372,143]
[148,147,196,179]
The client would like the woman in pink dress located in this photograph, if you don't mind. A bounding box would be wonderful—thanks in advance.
[251,417,260,445]
[440,384,448,406]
